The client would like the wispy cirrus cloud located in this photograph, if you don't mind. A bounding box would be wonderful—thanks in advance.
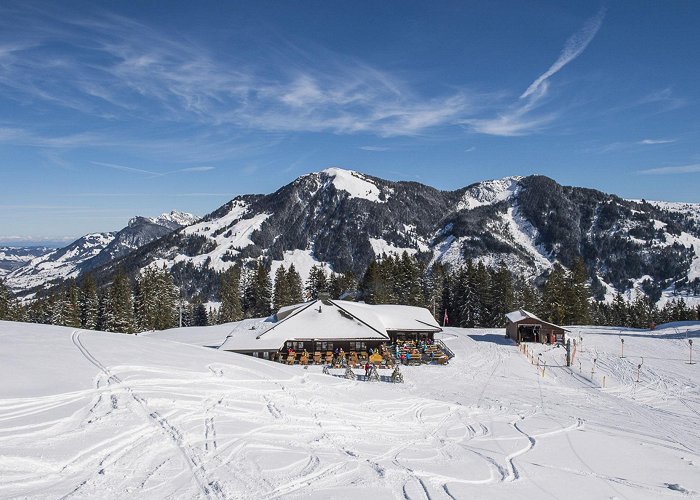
[638,138,676,145]
[0,6,473,138]
[359,146,390,152]
[467,7,606,136]
[637,164,700,175]
[91,161,215,177]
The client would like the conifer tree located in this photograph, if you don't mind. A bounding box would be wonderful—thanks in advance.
[490,262,515,327]
[0,278,10,320]
[50,287,67,326]
[135,267,158,331]
[155,265,178,329]
[610,293,629,327]
[134,266,177,331]
[423,264,445,322]
[64,281,81,328]
[103,269,135,333]
[305,265,328,300]
[79,274,99,330]
[473,262,492,326]
[219,265,243,323]
[193,301,208,326]
[566,257,591,325]
[452,265,470,327]
[286,264,304,304]
[629,294,656,328]
[398,252,424,306]
[330,271,358,300]
[245,262,272,317]
[360,260,383,304]
[273,266,291,310]
[541,264,567,325]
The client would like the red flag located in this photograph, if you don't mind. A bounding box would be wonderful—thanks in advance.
[443,309,449,326]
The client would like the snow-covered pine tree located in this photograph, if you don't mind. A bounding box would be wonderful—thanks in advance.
[103,269,135,333]
[135,266,158,331]
[154,265,178,330]
[50,287,67,326]
[64,280,81,328]
[219,265,243,323]
[79,274,99,330]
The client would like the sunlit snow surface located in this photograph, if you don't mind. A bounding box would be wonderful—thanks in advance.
[1,320,699,499]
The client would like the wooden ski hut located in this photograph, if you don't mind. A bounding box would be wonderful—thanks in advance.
[219,299,442,359]
[505,309,568,344]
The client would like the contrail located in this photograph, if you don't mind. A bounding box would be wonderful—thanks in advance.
[521,7,606,100]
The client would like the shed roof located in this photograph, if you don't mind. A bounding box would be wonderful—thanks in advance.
[504,309,569,331]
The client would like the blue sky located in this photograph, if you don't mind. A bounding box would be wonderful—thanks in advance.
[1,1,699,245]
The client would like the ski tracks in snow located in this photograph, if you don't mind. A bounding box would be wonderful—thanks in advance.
[70,330,225,499]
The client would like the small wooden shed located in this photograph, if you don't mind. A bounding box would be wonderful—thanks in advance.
[505,309,568,344]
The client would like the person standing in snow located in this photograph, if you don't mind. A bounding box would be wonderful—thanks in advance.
[364,362,370,378]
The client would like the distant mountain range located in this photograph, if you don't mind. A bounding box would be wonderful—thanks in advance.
[0,247,54,279]
[5,211,198,294]
[5,169,700,306]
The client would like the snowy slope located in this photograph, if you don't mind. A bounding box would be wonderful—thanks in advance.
[5,232,116,291]
[0,246,53,278]
[318,167,389,203]
[1,320,698,499]
[6,211,196,293]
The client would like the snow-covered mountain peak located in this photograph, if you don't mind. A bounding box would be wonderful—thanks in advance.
[128,211,199,230]
[153,210,199,228]
[317,167,387,203]
[456,175,523,211]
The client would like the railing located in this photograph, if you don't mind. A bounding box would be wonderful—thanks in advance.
[435,339,455,359]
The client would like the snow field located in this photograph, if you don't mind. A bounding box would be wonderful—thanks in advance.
[0,321,698,498]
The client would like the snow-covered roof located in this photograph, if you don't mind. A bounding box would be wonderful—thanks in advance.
[337,301,441,332]
[219,300,441,352]
[504,309,569,331]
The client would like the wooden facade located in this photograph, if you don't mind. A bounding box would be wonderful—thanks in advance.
[505,310,567,344]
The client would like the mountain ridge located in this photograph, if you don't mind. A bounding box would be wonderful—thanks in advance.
[6,169,700,307]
